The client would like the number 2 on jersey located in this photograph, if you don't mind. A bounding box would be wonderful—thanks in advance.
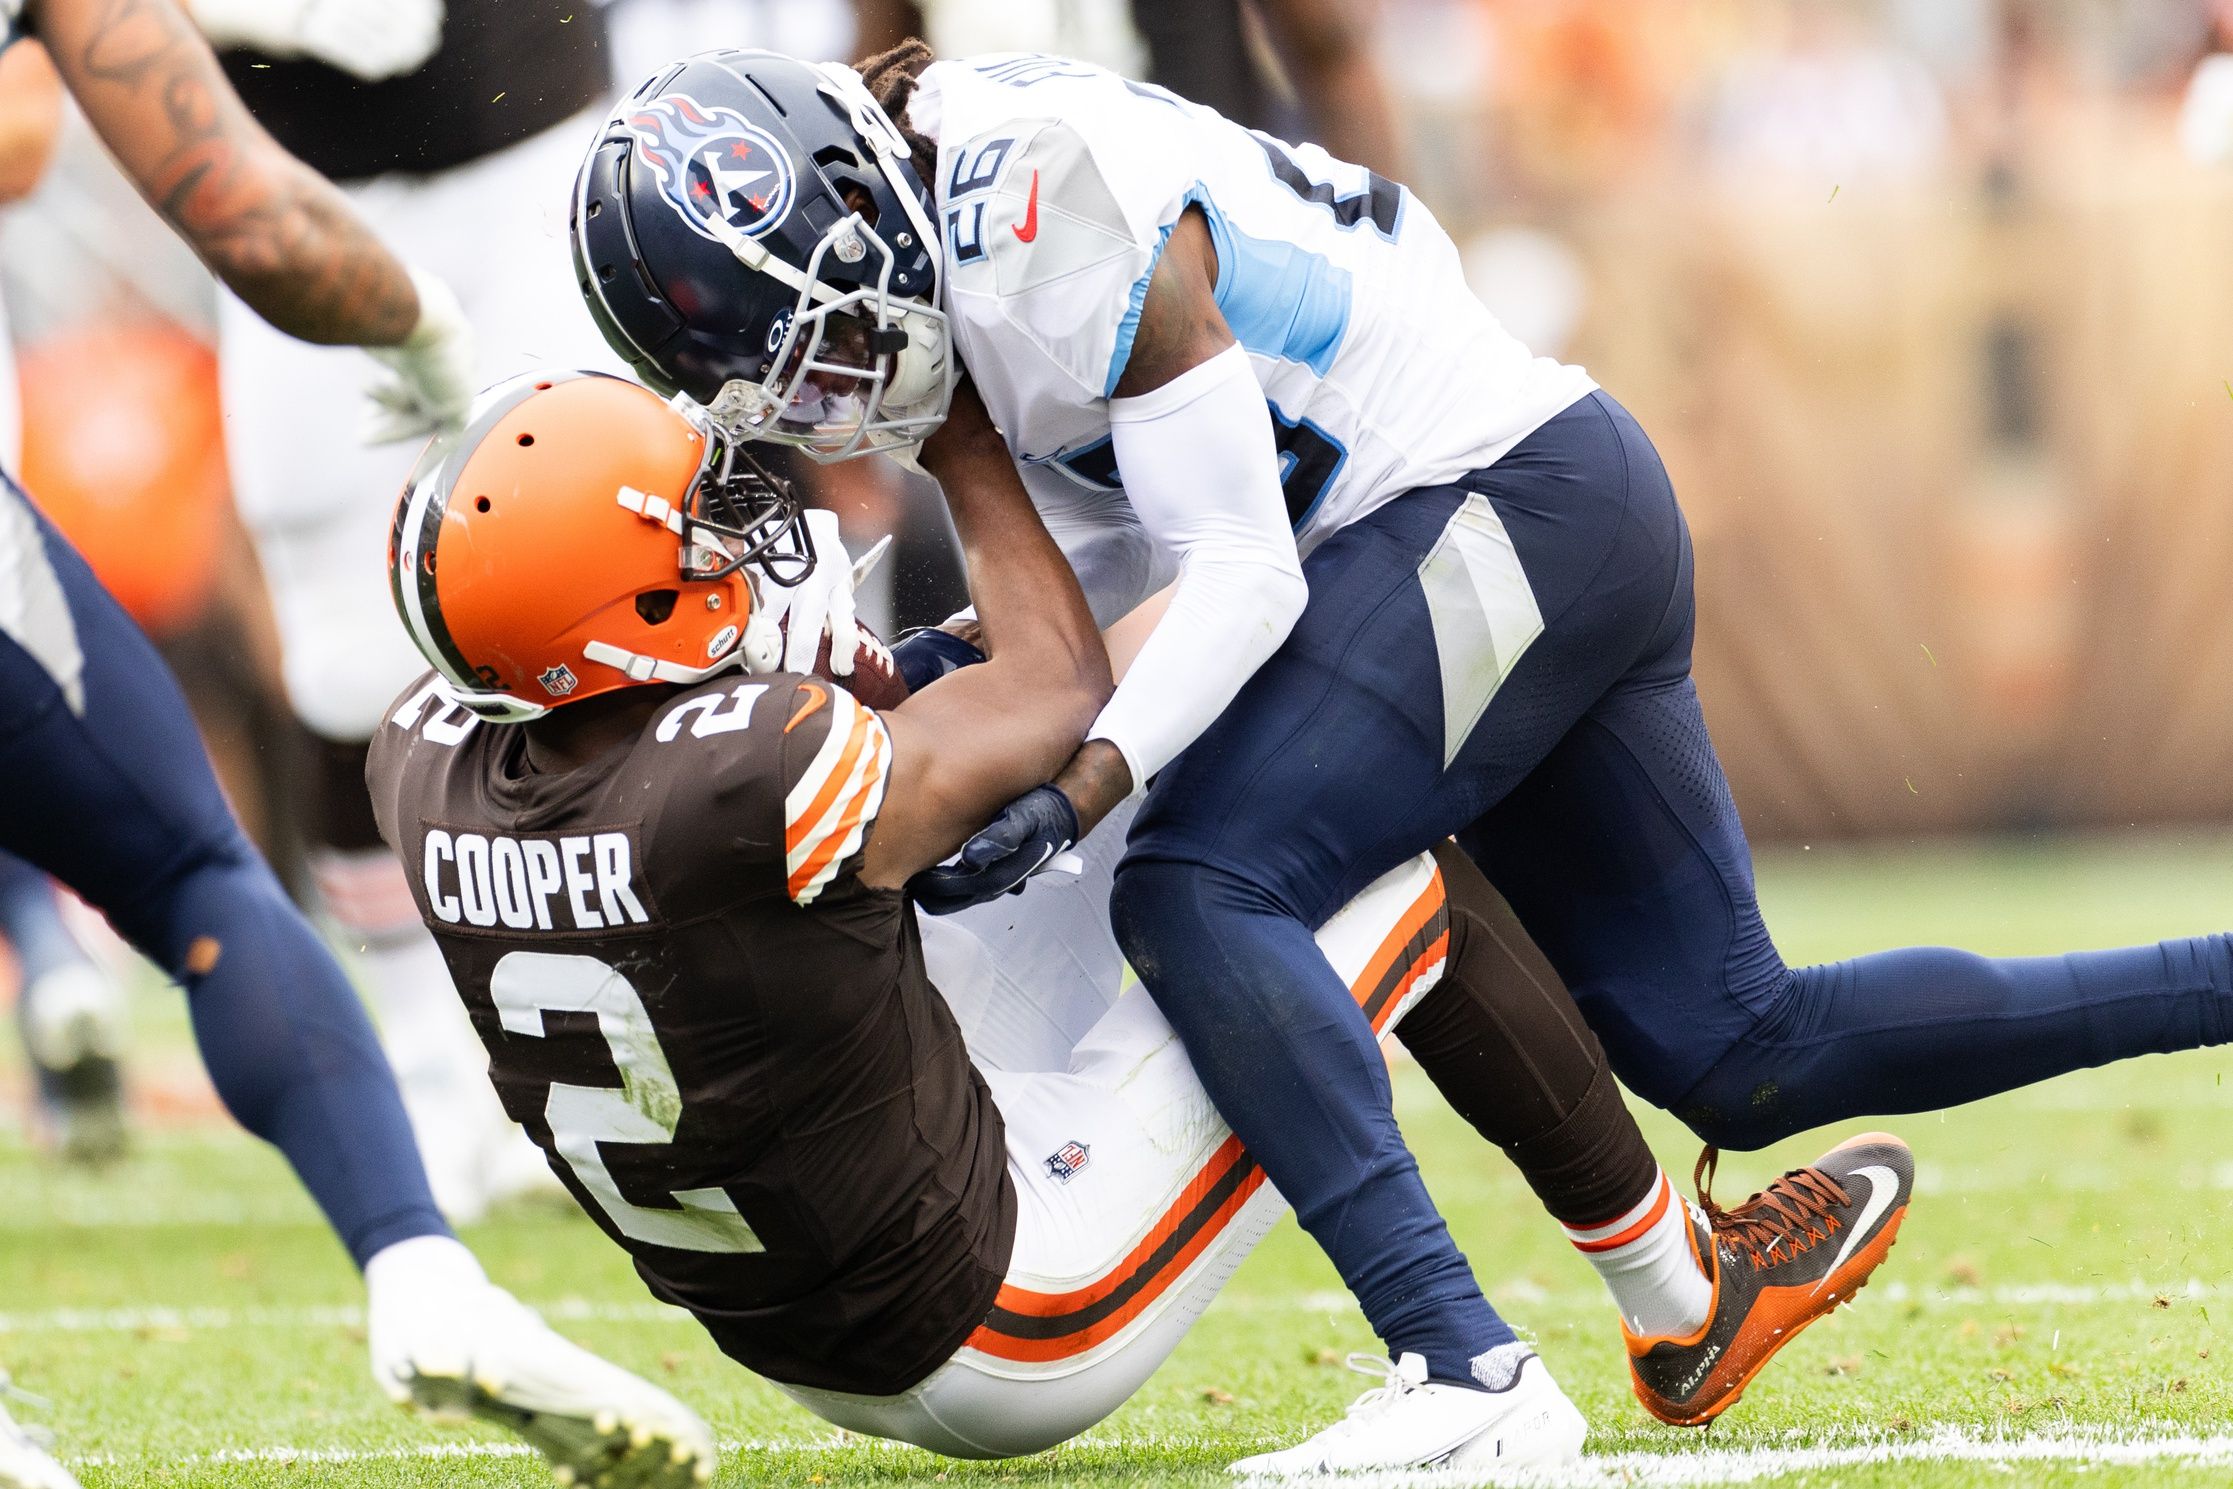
[491,951,764,1254]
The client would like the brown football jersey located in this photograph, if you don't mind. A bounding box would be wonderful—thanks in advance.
[367,671,1016,1396]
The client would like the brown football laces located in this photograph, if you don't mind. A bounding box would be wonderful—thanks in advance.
[1693,1146,1852,1270]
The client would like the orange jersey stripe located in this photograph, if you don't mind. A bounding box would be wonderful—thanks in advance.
[1351,869,1447,1030]
[1374,929,1449,1034]
[784,707,871,857]
[786,738,887,900]
[984,1136,1255,1321]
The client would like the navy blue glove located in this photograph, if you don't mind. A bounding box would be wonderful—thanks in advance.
[890,627,986,694]
[910,785,1080,916]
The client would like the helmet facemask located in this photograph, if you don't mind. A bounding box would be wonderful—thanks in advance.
[667,401,815,675]
[693,64,954,461]
[703,208,951,461]
[672,403,818,584]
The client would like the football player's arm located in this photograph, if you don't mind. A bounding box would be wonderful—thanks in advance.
[1016,462,1172,628]
[855,382,1113,888]
[1257,0,1404,181]
[1053,207,1306,838]
[0,40,62,204]
[31,0,416,347]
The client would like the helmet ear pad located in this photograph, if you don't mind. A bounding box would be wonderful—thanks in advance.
[740,599,782,674]
[882,309,949,411]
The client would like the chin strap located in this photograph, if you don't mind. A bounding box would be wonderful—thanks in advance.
[581,640,748,688]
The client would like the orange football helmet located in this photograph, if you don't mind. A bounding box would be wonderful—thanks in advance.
[388,369,813,720]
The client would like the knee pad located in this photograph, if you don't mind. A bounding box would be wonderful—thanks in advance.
[1107,857,1191,971]
[1667,1042,1795,1153]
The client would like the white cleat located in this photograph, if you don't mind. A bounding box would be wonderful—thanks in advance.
[21,963,129,1165]
[0,1377,80,1489]
[1229,1351,1586,1478]
[370,1257,715,1488]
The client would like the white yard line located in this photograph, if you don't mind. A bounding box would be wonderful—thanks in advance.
[60,1426,2233,1482]
[1,1276,2216,1339]
[1316,1428,2233,1487]
[1913,1160,2233,1194]
[0,1298,692,1336]
[64,1436,860,1472]
[1265,1277,2224,1318]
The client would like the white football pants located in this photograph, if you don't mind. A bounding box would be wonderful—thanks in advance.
[777,807,1453,1457]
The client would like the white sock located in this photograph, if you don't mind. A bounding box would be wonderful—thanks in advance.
[363,1233,486,1304]
[362,1233,495,1394]
[1560,1169,1713,1339]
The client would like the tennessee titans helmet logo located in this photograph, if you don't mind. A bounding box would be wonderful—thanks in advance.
[624,93,797,245]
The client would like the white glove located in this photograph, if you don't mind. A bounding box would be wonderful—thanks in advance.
[362,266,475,447]
[188,0,444,83]
[2181,53,2233,167]
[752,510,892,678]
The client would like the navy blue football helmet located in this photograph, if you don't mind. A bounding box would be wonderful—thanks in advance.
[573,50,952,461]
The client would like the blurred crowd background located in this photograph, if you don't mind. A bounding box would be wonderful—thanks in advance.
[7,0,2233,867]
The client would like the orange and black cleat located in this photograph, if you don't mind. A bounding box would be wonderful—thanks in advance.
[1626,1132,1914,1426]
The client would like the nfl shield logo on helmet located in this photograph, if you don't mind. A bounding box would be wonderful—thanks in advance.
[1043,1141,1091,1184]
[538,664,579,698]
[624,93,797,245]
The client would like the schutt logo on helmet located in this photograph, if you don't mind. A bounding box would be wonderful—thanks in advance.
[623,93,798,245]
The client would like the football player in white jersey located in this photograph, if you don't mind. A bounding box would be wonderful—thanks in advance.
[575,40,2233,1475]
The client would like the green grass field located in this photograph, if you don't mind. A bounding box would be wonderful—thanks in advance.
[7,831,2233,1487]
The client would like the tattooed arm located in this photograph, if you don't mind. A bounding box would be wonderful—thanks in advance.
[30,0,418,346]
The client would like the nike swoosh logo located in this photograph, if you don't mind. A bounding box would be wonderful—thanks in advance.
[1012,170,1040,242]
[1814,1164,1899,1292]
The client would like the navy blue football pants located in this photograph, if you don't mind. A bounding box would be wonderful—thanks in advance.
[0,476,446,1265]
[1113,390,2233,1381]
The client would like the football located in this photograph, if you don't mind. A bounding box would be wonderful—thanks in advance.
[787,615,911,710]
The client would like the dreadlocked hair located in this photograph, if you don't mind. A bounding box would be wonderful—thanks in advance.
[853,38,940,191]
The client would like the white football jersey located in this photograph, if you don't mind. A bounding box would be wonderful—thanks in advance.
[0,0,22,52]
[910,54,1595,607]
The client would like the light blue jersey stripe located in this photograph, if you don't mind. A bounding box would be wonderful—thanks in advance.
[1104,186,1354,397]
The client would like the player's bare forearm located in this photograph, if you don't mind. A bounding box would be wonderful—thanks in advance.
[861,382,1110,886]
[34,0,417,346]
[1051,738,1132,840]
[921,383,1109,694]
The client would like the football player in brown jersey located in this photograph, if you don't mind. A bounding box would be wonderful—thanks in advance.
[371,369,1914,1473]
